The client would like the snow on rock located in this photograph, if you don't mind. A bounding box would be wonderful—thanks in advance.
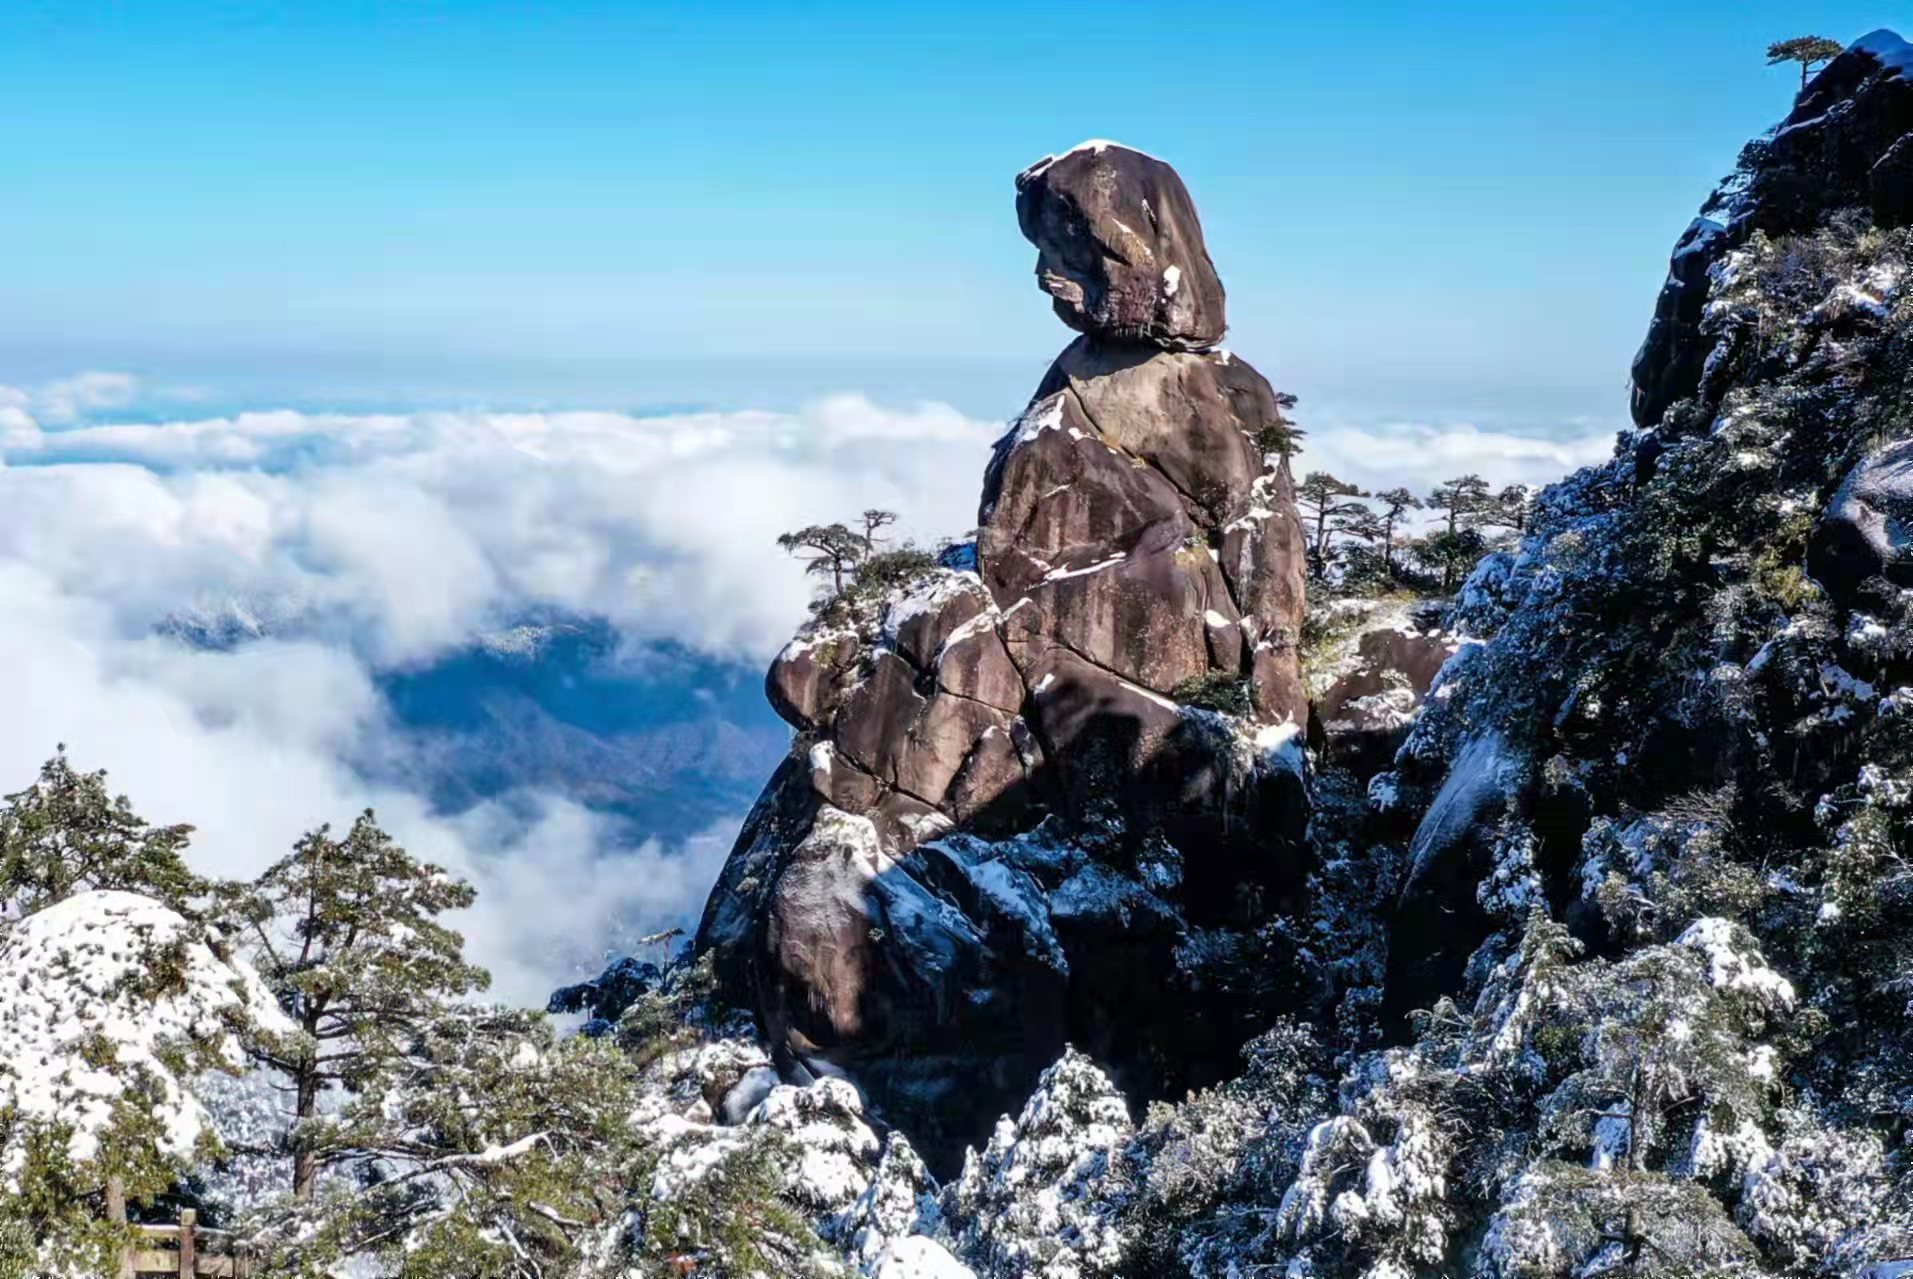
[945,1049,1134,1279]
[1853,27,1913,78]
[0,889,294,1177]
[648,1033,774,1119]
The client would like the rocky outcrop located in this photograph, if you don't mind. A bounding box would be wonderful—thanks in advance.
[1385,27,1913,1044]
[1313,611,1461,776]
[697,143,1311,1171]
[1015,141,1226,350]
[1810,438,1913,597]
[1631,30,1913,430]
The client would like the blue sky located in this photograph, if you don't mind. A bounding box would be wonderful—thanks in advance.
[0,1,1900,423]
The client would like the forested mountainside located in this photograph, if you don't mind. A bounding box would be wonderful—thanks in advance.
[7,29,1913,1279]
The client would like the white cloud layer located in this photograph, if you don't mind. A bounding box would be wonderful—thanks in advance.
[0,376,1004,1001]
[0,370,1620,999]
[1295,416,1623,502]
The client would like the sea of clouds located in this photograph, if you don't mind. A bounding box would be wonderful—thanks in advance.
[0,371,1617,1001]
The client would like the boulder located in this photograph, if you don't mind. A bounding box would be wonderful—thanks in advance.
[768,631,859,731]
[1810,437,1913,596]
[1385,732,1515,1029]
[1871,131,1913,227]
[1315,623,1462,775]
[883,575,991,672]
[1746,32,1913,236]
[1630,33,1913,429]
[758,807,1070,1167]
[1015,141,1226,350]
[1034,338,1276,527]
[1628,218,1728,430]
[977,390,1193,601]
[997,538,1234,696]
[696,756,823,989]
[834,652,984,803]
[933,622,1025,713]
[1218,461,1310,724]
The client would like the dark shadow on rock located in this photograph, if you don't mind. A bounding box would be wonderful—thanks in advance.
[703,681,1317,1176]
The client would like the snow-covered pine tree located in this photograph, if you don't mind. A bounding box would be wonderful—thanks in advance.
[249,1007,643,1278]
[225,811,488,1201]
[0,751,202,917]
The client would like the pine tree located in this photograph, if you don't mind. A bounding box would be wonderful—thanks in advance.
[1424,474,1495,590]
[1373,487,1423,577]
[1427,474,1493,537]
[1413,526,1487,593]
[859,508,898,547]
[1252,391,1307,459]
[777,522,870,596]
[275,1007,642,1277]
[227,812,488,1200]
[1766,35,1844,90]
[1328,502,1389,587]
[1296,472,1371,577]
[0,751,201,917]
[1483,483,1534,533]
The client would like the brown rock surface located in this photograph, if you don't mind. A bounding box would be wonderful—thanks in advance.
[1015,141,1226,350]
[697,143,1314,1172]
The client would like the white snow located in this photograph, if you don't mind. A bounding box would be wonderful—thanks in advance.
[1676,918,1797,1010]
[1011,394,1067,444]
[947,1049,1133,1278]
[1116,675,1181,712]
[1043,552,1128,582]
[884,572,984,648]
[868,1236,977,1279]
[0,890,294,1177]
[749,1077,882,1210]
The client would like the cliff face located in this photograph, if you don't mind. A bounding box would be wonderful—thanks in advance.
[696,141,1312,1169]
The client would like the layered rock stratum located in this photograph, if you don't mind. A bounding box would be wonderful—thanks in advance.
[698,141,1312,1168]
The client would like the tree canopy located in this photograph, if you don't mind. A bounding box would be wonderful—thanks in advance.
[1766,35,1845,88]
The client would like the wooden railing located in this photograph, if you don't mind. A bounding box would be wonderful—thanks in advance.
[125,1211,257,1278]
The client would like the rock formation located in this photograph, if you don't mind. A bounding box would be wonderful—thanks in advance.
[1631,30,1913,436]
[697,141,1311,1169]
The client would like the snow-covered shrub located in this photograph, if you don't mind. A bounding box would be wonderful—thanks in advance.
[0,889,292,1271]
[1480,1162,1759,1278]
[1738,1124,1888,1268]
[1127,1020,1331,1276]
[945,1049,1135,1279]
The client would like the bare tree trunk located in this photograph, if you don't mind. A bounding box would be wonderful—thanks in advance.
[293,1071,318,1200]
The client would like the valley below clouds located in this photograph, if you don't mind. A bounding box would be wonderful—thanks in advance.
[0,370,1615,1001]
